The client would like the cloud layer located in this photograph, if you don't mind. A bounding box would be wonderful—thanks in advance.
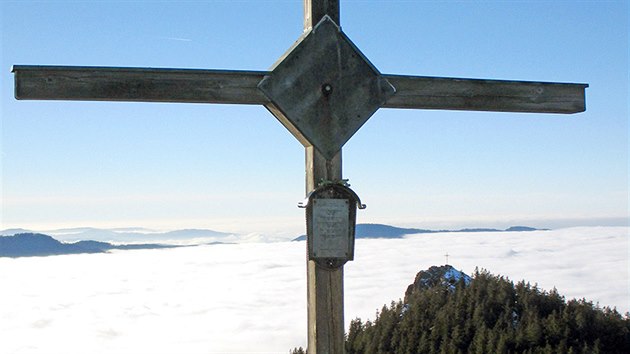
[1,227,627,353]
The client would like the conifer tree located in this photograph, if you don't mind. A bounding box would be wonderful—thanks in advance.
[342,268,630,353]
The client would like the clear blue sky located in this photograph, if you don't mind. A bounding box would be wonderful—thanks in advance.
[1,1,627,235]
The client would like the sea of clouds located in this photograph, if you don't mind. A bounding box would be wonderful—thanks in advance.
[1,226,627,353]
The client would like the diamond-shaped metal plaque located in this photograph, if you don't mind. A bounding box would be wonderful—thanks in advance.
[258,16,395,159]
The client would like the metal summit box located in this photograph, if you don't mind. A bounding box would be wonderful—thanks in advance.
[299,183,365,269]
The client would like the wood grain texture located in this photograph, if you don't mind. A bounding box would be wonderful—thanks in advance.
[307,262,345,354]
[13,66,587,114]
[306,146,345,354]
[304,7,345,354]
[304,0,340,29]
[12,65,269,105]
[383,75,588,114]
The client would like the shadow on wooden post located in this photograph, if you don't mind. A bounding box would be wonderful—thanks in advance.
[306,146,345,353]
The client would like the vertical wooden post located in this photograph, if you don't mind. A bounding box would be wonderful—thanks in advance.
[306,146,344,353]
[304,0,340,30]
[304,2,344,352]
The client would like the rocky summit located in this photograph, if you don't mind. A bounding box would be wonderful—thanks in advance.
[404,264,471,303]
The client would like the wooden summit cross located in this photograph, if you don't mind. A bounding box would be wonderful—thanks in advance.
[12,1,587,352]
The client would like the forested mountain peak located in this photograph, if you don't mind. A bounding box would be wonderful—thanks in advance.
[346,268,630,353]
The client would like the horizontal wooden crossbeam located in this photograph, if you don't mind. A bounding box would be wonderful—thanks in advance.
[13,65,587,114]
[12,65,269,105]
[383,75,588,114]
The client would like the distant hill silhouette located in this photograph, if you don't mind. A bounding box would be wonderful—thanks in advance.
[0,233,181,258]
[292,223,546,241]
[0,227,235,243]
[0,228,32,236]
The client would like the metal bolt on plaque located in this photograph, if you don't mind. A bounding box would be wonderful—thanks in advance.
[299,183,366,269]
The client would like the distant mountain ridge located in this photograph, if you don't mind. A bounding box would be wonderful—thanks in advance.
[0,227,234,243]
[0,224,547,246]
[0,233,181,258]
[292,224,545,241]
